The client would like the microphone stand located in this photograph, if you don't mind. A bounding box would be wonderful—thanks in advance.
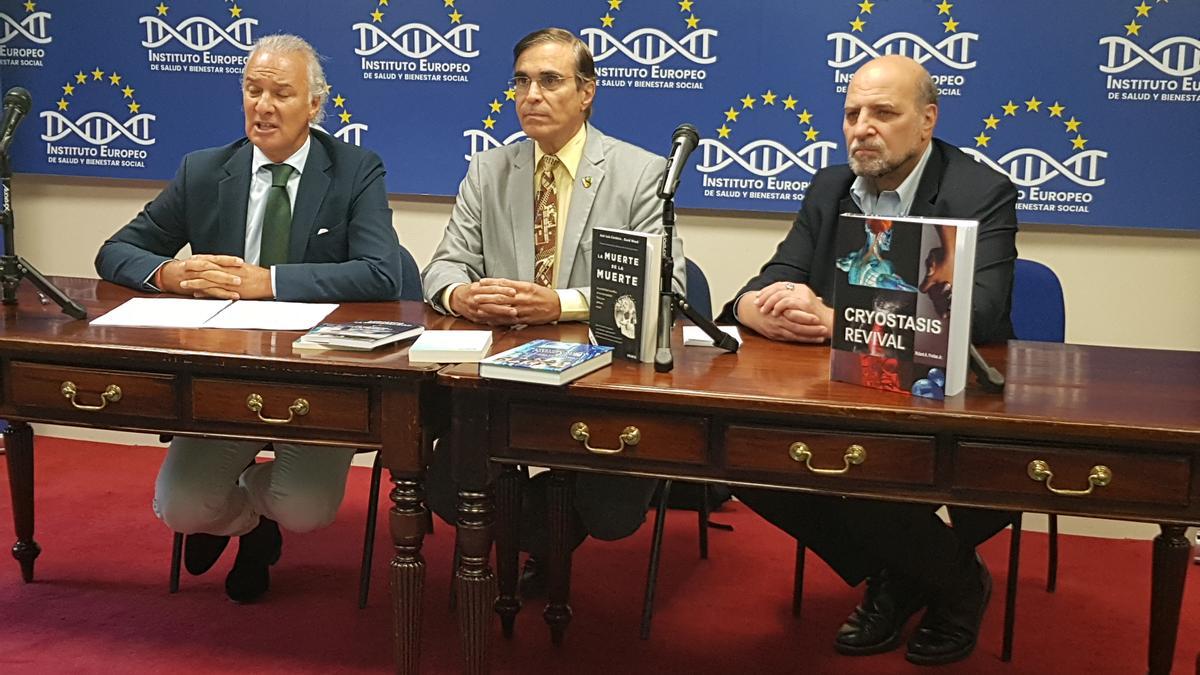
[0,151,87,319]
[653,194,738,373]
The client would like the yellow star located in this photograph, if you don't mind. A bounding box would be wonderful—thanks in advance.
[56,98,68,111]
[122,85,135,99]
[982,114,999,129]
[740,94,756,109]
[724,107,739,122]
[23,0,35,12]
[449,10,462,23]
[74,71,87,84]
[442,0,453,6]
[229,4,242,18]
[1047,102,1065,117]
[128,101,141,114]
[339,110,353,124]
[686,14,700,29]
[936,1,953,15]
[1024,96,1042,112]
[92,67,104,81]
[333,94,346,108]
[858,0,874,13]
[379,0,390,5]
[504,88,516,101]
[974,132,990,147]
[1001,100,1019,116]
[109,72,122,86]
[1134,1,1152,17]
[489,99,503,114]
[797,108,813,124]
[62,83,75,96]
[782,95,798,110]
[1124,20,1141,36]
[943,18,959,32]
[371,8,384,22]
[483,116,496,130]
[849,16,866,32]
[155,3,168,17]
[678,0,694,11]
[804,128,820,142]
[608,0,622,9]
[717,124,731,139]
[1064,116,1082,132]
[762,90,777,105]
[601,13,615,28]
[1071,135,1088,150]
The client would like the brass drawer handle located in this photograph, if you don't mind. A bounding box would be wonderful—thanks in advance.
[61,381,122,411]
[788,442,866,475]
[1027,460,1112,497]
[245,393,310,425]
[570,422,640,455]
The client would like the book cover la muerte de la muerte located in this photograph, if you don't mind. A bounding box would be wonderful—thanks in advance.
[829,213,978,400]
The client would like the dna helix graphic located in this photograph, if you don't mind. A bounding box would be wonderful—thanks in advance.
[827,31,978,70]
[696,138,839,177]
[462,129,527,161]
[1099,36,1200,77]
[961,147,1107,188]
[581,27,718,65]
[353,23,479,58]
[40,111,157,146]
[140,16,257,51]
[0,10,51,45]
[333,123,369,147]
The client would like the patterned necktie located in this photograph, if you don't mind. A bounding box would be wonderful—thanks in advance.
[533,154,560,287]
[259,163,295,268]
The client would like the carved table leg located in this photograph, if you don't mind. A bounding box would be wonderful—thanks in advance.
[494,465,523,638]
[3,421,39,582]
[456,489,496,674]
[543,470,574,645]
[389,476,426,675]
[1149,524,1189,675]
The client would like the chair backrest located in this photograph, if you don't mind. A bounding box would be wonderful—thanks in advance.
[398,245,423,301]
[1011,259,1065,342]
[684,258,713,321]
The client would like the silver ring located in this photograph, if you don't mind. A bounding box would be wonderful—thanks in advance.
[785,282,795,291]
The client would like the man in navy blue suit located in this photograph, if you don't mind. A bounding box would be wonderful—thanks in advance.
[96,34,402,603]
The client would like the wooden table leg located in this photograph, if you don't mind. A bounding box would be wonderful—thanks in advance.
[1149,524,1189,675]
[494,465,523,638]
[3,421,39,582]
[543,470,574,645]
[452,390,495,674]
[389,474,427,675]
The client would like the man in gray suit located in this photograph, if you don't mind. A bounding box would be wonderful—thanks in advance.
[422,27,685,593]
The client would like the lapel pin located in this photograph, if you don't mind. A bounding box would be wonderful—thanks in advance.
[582,176,593,189]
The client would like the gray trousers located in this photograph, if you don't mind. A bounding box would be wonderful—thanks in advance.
[152,436,356,537]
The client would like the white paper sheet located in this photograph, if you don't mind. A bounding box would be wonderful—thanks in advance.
[90,298,232,328]
[682,325,743,347]
[202,300,338,330]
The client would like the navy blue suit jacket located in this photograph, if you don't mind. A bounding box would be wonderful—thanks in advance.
[95,129,403,302]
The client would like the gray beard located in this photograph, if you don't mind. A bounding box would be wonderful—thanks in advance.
[849,148,917,181]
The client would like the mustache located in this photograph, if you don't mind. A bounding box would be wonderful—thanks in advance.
[851,140,884,153]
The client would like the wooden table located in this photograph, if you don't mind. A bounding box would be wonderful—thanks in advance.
[0,277,449,674]
[440,322,1200,674]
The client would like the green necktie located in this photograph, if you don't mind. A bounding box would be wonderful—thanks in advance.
[259,163,295,268]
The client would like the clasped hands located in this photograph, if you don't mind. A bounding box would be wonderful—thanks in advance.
[737,280,834,344]
[159,254,273,300]
[449,278,561,326]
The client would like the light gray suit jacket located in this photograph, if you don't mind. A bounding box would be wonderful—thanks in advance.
[422,124,686,313]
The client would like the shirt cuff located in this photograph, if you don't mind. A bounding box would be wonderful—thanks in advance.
[556,288,589,322]
[146,260,170,292]
[270,265,277,298]
[440,283,466,316]
[732,291,753,325]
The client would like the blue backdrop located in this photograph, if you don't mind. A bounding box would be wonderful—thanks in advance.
[1,0,1197,230]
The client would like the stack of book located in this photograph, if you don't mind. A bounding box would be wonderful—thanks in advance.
[292,320,424,352]
[479,339,613,385]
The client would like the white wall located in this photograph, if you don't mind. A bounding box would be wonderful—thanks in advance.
[14,173,1200,352]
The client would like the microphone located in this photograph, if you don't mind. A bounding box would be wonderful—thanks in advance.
[0,87,33,157]
[657,123,699,199]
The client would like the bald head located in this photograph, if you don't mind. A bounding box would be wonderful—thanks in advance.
[842,55,939,191]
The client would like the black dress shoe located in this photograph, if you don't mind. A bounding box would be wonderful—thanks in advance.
[518,556,547,599]
[835,569,927,656]
[225,517,282,604]
[905,555,992,666]
[184,533,230,576]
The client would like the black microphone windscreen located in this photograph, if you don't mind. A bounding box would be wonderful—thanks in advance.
[4,87,32,115]
[673,123,699,145]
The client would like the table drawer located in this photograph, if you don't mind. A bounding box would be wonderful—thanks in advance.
[8,361,177,419]
[192,378,370,433]
[956,442,1190,507]
[725,424,937,486]
[508,403,707,465]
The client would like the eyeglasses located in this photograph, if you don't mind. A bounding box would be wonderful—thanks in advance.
[508,73,578,94]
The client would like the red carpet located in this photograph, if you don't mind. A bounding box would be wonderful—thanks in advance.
[0,437,1197,674]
